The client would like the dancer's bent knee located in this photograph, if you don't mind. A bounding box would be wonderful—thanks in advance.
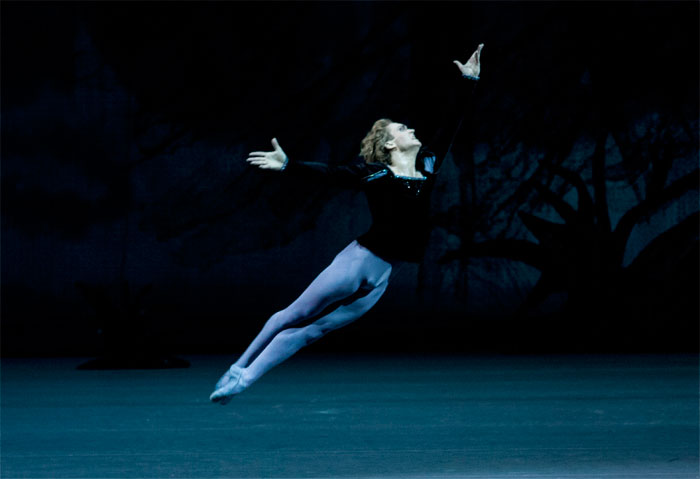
[302,324,326,346]
[266,306,313,332]
[269,282,359,331]
[277,325,325,349]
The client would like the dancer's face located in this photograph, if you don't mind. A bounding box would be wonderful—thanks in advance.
[385,123,421,152]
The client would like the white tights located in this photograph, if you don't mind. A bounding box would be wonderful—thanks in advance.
[234,241,393,386]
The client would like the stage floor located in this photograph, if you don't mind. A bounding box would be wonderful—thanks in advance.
[1,353,698,478]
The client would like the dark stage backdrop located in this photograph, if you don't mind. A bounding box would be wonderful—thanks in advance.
[2,2,698,356]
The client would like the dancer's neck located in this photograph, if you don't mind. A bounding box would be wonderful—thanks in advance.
[388,150,422,178]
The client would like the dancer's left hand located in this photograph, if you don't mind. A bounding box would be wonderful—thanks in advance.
[453,43,484,79]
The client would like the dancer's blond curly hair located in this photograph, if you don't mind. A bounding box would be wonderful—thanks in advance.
[359,118,394,165]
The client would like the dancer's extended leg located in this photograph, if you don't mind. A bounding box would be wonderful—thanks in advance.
[211,241,392,402]
[243,280,389,383]
[232,243,368,371]
[211,279,389,403]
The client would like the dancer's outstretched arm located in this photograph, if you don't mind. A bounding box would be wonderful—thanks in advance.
[246,137,378,188]
[423,43,483,172]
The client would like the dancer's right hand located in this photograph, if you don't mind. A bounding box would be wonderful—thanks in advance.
[246,138,288,171]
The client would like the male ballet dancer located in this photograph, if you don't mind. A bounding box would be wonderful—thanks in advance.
[211,44,483,404]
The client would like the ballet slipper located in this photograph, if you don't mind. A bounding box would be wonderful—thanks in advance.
[214,364,243,390]
[210,372,248,404]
